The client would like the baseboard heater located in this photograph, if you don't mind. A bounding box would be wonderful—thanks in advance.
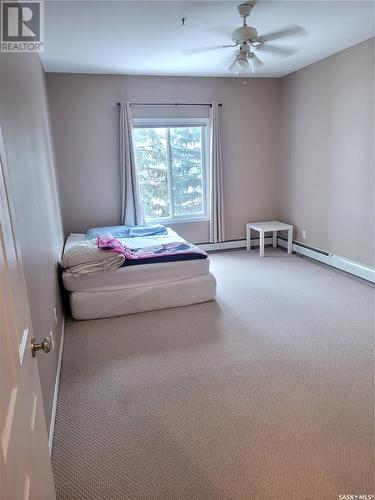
[199,237,374,283]
[199,237,271,252]
[277,236,374,283]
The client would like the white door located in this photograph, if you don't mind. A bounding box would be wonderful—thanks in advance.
[0,143,56,499]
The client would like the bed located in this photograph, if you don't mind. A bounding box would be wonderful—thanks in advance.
[62,228,217,320]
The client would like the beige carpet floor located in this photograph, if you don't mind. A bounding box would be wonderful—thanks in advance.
[52,249,374,500]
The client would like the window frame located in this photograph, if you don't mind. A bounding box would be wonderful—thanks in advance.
[132,117,210,224]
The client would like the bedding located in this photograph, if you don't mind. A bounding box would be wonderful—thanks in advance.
[97,234,207,266]
[61,237,125,275]
[62,228,206,275]
[64,228,186,253]
[85,224,168,240]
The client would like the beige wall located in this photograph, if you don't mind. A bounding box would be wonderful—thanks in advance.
[0,53,64,433]
[278,38,374,267]
[46,74,280,242]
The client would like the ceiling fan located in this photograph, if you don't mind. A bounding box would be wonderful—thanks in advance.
[183,1,306,74]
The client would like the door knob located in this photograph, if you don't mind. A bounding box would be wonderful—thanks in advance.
[31,337,52,357]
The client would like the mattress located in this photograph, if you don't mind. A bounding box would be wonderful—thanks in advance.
[69,272,217,320]
[63,232,211,293]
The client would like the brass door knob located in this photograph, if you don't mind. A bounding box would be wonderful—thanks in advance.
[31,337,52,357]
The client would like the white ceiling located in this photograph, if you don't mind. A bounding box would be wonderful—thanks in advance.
[41,1,375,77]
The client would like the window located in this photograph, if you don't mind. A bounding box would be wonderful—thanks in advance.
[133,119,209,223]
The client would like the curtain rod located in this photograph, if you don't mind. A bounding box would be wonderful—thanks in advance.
[116,102,222,107]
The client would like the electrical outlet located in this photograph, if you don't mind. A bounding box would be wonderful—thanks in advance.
[53,307,58,325]
[49,330,55,351]
[302,230,307,240]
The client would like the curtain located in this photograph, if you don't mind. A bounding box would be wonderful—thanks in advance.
[209,101,225,243]
[119,101,145,226]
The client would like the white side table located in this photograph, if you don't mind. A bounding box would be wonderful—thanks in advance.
[246,221,293,257]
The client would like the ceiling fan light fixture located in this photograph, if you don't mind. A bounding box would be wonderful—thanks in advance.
[249,51,263,71]
[230,52,249,74]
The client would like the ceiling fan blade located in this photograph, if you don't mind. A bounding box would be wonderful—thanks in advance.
[259,25,306,42]
[182,45,228,55]
[256,44,297,56]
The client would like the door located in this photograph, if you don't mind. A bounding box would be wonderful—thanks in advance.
[0,143,56,499]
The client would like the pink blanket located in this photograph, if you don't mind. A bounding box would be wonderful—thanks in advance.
[97,234,125,254]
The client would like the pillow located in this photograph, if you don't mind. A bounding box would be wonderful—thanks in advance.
[85,225,129,240]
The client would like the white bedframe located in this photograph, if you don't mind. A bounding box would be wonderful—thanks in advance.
[62,231,217,320]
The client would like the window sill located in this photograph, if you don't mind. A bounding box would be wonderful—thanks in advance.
[146,217,210,225]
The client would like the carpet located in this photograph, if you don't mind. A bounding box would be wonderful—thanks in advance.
[52,249,374,500]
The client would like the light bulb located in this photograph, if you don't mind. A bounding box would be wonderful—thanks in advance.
[234,57,249,73]
[228,51,250,74]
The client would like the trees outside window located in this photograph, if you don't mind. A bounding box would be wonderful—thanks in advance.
[133,122,208,223]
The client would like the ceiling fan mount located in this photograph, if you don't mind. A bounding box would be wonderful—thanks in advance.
[237,1,255,19]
